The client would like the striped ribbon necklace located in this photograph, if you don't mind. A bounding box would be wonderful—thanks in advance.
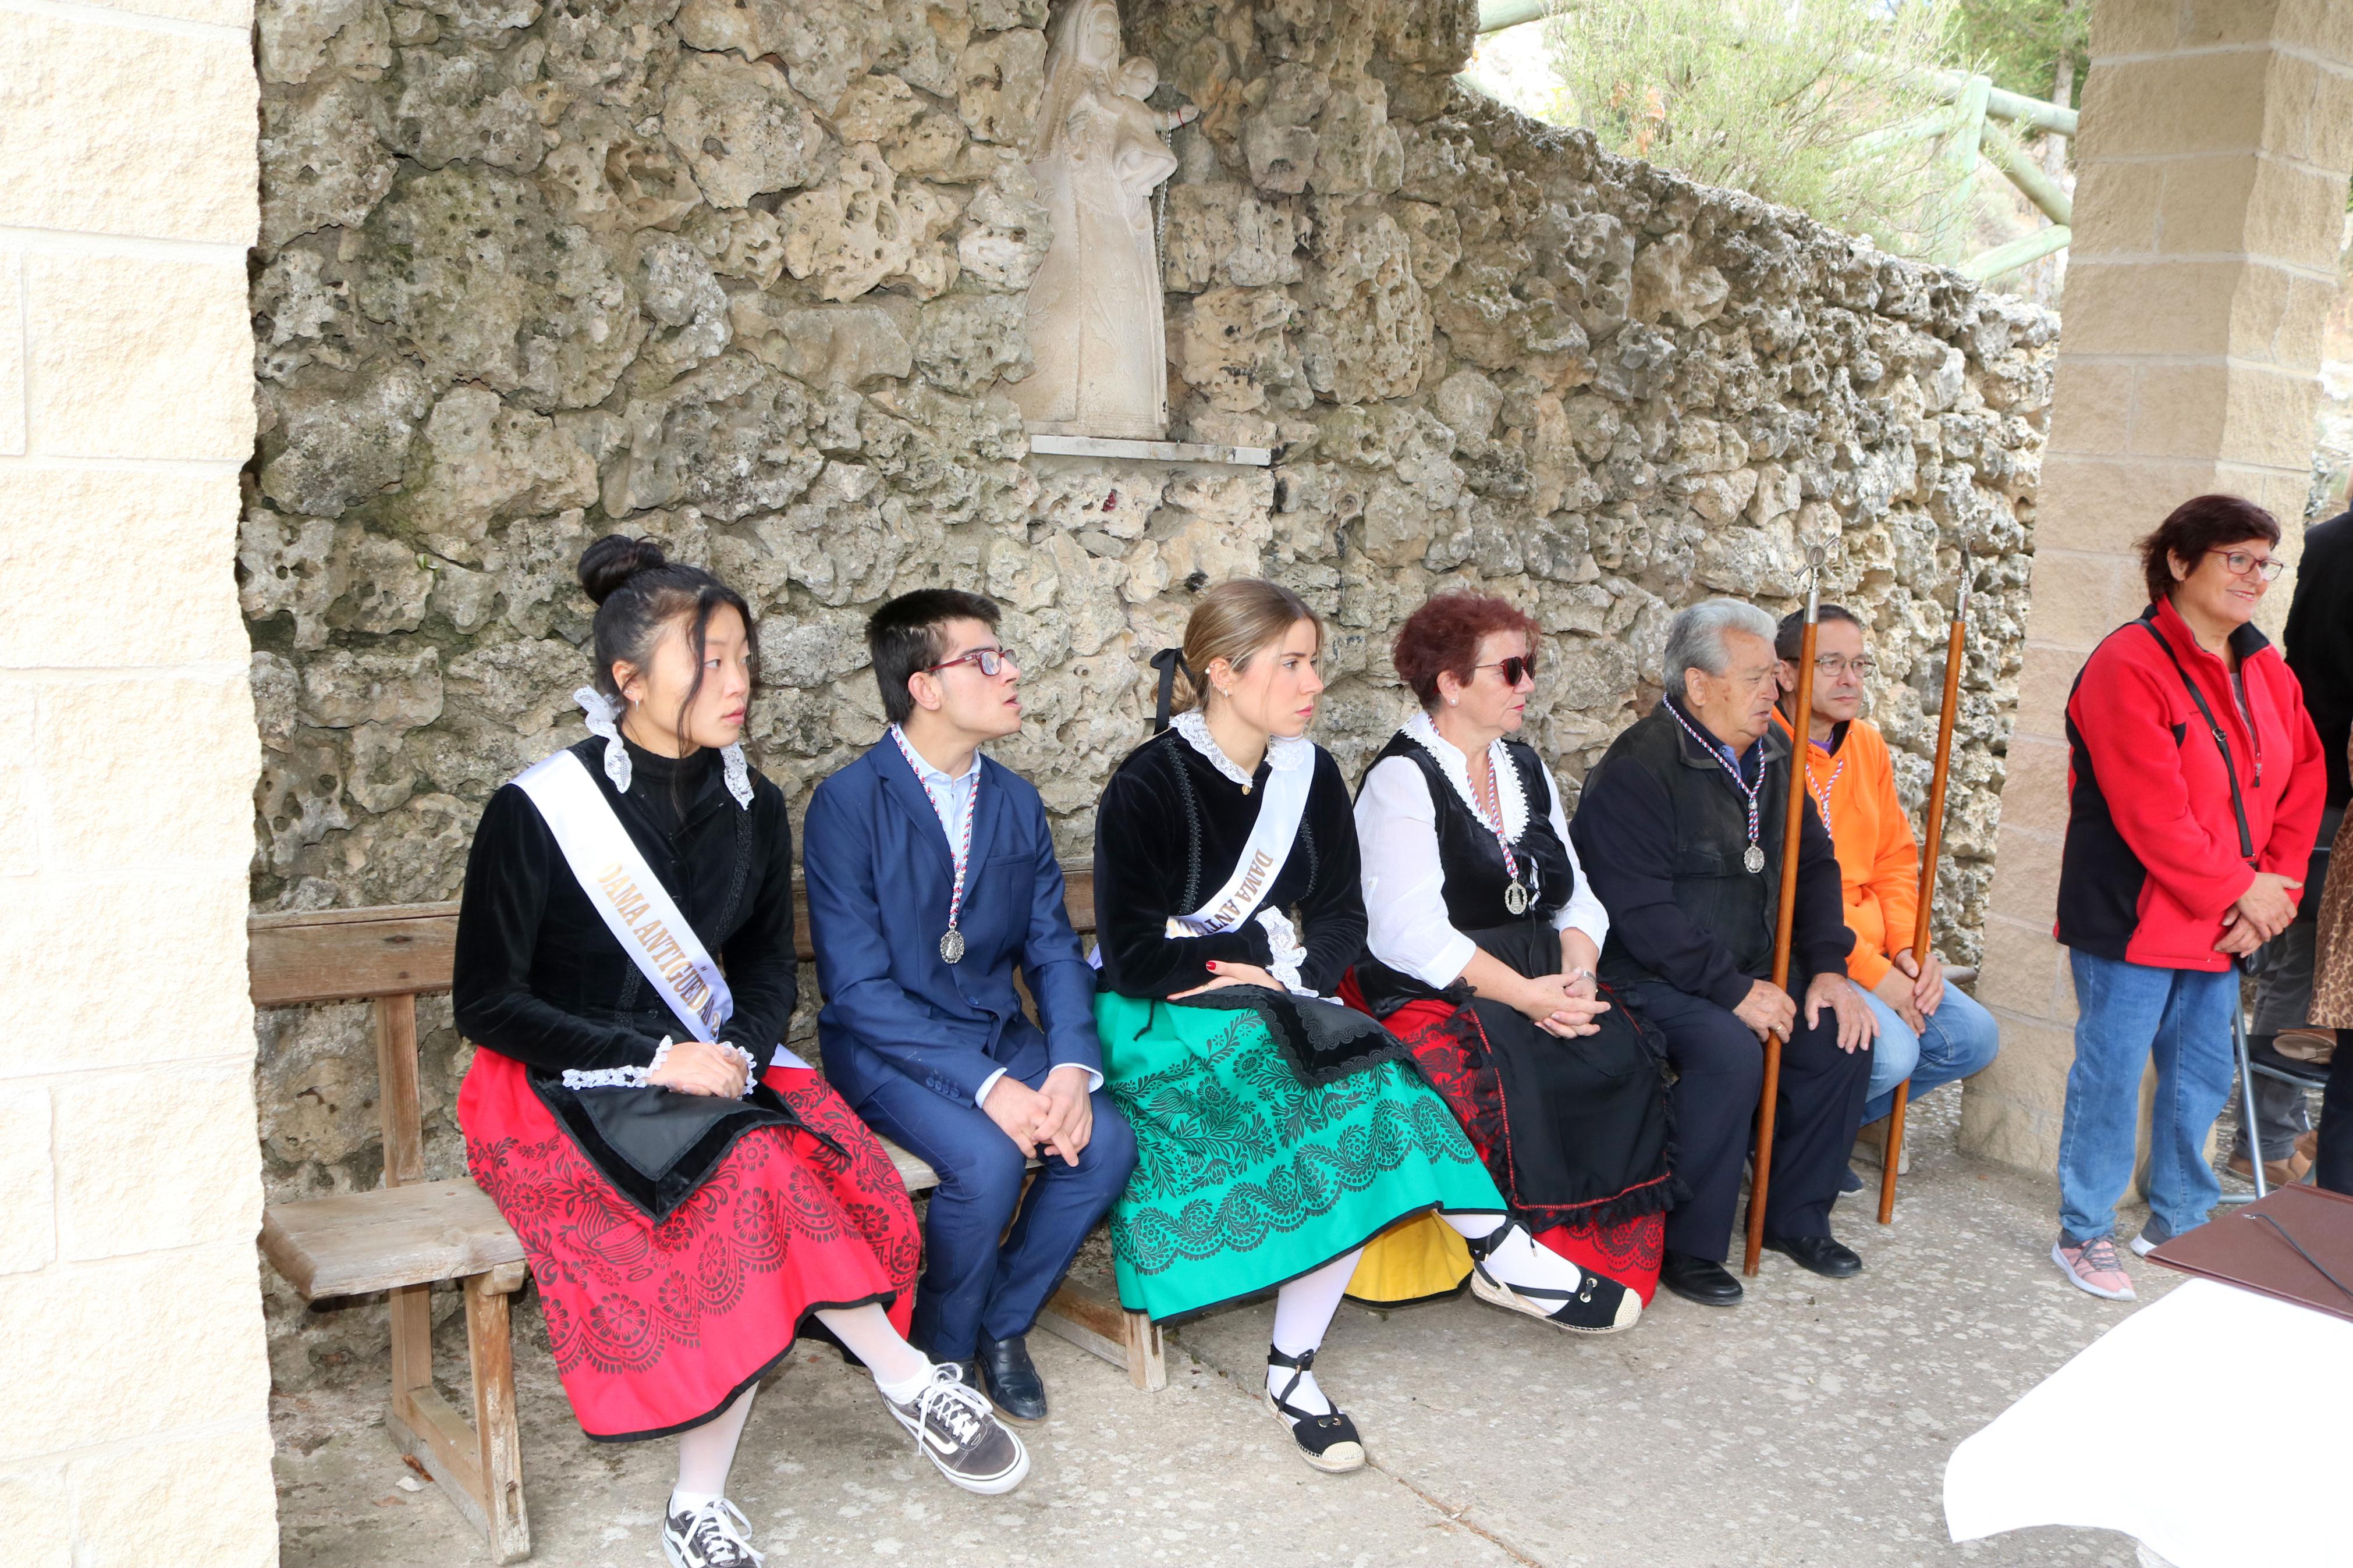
[1805,742,1847,838]
[1470,748,1532,916]
[1667,699,1766,874]
[890,726,978,963]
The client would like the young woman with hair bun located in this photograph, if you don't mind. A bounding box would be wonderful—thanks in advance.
[451,536,1028,1568]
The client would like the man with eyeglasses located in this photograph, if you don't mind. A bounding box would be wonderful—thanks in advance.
[1770,606,2002,1194]
[804,589,1136,1424]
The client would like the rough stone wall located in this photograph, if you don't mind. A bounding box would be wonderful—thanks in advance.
[1,0,281,1558]
[244,0,2053,1384]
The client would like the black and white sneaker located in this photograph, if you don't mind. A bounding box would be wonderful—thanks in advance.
[663,1496,765,1568]
[1465,1222,1641,1334]
[881,1364,1030,1495]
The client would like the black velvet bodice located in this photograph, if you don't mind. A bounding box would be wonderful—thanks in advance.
[1380,733,1572,930]
[1351,731,1574,1016]
[1091,726,1367,999]
[452,736,801,1073]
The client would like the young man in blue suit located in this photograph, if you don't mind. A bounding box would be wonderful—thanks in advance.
[805,589,1135,1424]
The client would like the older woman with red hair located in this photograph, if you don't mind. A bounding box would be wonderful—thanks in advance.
[1342,592,1676,1311]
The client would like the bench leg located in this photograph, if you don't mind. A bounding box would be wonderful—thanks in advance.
[1119,1307,1166,1392]
[384,1268,532,1564]
[466,1270,531,1560]
[1035,1278,1167,1392]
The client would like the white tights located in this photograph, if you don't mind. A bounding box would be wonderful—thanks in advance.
[1264,1214,1585,1420]
[671,1302,930,1510]
[1266,1247,1363,1418]
[1440,1211,1586,1295]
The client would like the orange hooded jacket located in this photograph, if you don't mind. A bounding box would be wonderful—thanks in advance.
[1769,706,1918,991]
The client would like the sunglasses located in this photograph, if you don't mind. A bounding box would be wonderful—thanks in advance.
[1474,656,1538,686]
[925,646,1012,678]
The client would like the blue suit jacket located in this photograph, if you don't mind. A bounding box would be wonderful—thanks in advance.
[804,737,1103,1111]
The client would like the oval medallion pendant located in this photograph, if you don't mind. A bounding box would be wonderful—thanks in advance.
[940,927,966,964]
[1504,880,1531,916]
[1742,844,1766,875]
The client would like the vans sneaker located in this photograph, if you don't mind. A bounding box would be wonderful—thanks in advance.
[663,1497,764,1568]
[881,1364,1030,1496]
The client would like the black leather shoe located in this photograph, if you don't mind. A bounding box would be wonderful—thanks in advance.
[1766,1235,1862,1278]
[948,1357,982,1394]
[1840,1164,1866,1194]
[975,1333,1047,1425]
[1658,1249,1744,1307]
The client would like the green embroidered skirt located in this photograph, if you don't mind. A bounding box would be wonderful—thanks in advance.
[1096,990,1503,1322]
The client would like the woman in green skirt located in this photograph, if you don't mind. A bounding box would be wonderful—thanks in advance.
[1091,580,1638,1474]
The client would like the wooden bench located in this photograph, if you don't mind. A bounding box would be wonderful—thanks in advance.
[251,871,1160,1565]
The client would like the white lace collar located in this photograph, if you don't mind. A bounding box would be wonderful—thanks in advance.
[1172,708,1310,791]
[1403,708,1528,840]
[573,687,753,809]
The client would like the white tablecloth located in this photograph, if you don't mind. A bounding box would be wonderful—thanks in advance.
[1945,1278,2353,1566]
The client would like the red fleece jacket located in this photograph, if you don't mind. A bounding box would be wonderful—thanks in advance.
[2056,598,2325,970]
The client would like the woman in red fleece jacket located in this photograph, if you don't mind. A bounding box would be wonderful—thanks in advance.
[2050,495,2325,1300]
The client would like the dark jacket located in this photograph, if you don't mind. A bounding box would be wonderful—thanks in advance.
[2285,509,2352,810]
[452,737,800,1072]
[2057,597,2326,970]
[804,737,1101,1110]
[1571,698,1852,1009]
[1092,726,1366,999]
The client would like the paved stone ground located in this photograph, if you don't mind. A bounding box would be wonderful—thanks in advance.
[274,1089,2228,1568]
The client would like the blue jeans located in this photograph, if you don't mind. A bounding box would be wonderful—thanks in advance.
[1858,980,2003,1125]
[2057,950,2240,1246]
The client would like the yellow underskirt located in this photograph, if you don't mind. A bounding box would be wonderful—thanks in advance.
[1343,1210,1473,1306]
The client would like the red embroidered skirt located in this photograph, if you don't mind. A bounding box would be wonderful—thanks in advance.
[1364,993,1665,1306]
[459,1050,919,1441]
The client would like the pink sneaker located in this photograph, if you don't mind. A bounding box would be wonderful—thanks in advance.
[2052,1236,2136,1301]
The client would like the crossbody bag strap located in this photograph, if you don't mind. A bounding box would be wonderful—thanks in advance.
[2135,618,2255,862]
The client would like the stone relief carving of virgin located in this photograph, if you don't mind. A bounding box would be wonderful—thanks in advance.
[1010,0,1197,441]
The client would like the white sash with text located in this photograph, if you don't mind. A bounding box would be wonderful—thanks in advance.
[1168,753,1312,937]
[514,749,736,1043]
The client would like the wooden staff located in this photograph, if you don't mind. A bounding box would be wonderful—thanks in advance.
[1879,554,1971,1224]
[1745,548,1825,1276]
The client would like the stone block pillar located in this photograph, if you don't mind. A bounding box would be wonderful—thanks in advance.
[0,1,277,1562]
[1964,0,2353,1169]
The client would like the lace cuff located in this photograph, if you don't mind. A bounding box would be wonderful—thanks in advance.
[1255,909,1320,998]
[558,1037,760,1097]
[560,1034,675,1091]
[718,1041,760,1098]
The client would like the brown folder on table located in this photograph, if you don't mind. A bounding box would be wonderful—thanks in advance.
[2145,1183,2353,1325]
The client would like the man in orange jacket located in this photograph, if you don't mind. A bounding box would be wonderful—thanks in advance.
[1774,607,2001,1188]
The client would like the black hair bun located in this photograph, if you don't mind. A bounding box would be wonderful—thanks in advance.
[577,535,668,605]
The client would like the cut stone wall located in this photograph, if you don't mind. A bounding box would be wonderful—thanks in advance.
[0,0,279,1559]
[243,0,2054,1385]
[1965,0,2353,1172]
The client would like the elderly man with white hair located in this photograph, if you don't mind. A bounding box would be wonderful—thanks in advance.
[1570,599,1878,1308]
